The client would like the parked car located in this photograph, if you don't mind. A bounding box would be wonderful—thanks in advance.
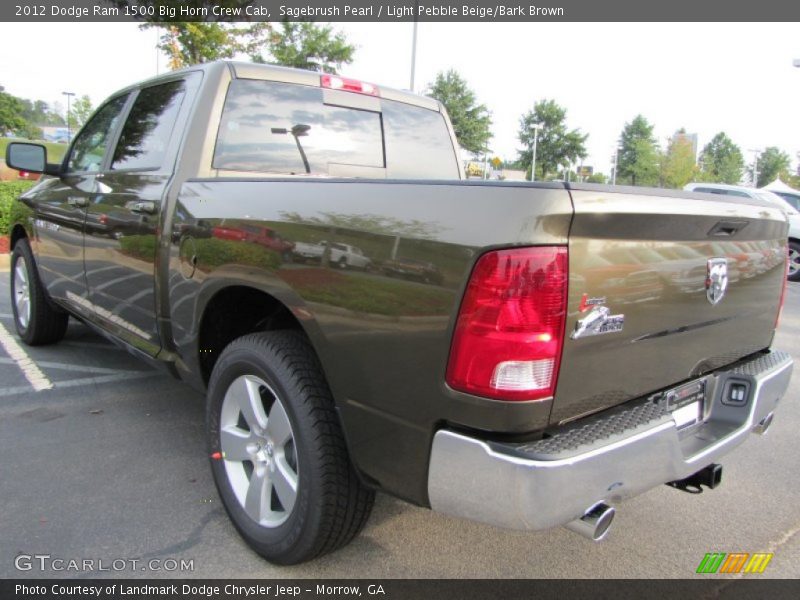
[5,62,793,565]
[684,182,800,281]
[293,240,371,269]
[770,190,800,212]
[212,223,294,259]
[382,257,444,285]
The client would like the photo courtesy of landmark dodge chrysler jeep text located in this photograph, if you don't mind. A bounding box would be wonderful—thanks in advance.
[5,62,793,564]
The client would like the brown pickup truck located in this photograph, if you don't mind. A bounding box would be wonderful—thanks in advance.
[5,61,793,564]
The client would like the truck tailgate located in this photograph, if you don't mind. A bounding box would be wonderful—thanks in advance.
[552,186,789,424]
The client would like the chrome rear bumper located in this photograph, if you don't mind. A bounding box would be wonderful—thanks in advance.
[427,350,793,532]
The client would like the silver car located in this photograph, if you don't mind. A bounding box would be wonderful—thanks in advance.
[684,182,800,281]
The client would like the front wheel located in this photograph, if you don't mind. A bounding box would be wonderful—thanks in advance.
[788,241,800,282]
[10,239,69,345]
[207,331,374,564]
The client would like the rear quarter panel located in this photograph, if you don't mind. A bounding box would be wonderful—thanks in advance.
[168,178,572,503]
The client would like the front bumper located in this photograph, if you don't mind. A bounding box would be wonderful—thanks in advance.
[428,350,793,532]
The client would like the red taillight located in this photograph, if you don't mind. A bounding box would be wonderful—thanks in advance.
[446,246,568,401]
[99,214,108,225]
[320,74,379,96]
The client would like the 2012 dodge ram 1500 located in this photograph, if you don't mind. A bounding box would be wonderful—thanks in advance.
[6,61,793,564]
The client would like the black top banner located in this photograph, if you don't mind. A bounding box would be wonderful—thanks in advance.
[2,0,800,22]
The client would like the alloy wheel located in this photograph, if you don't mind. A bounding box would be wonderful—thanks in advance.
[219,375,299,527]
[790,247,799,278]
[13,258,31,329]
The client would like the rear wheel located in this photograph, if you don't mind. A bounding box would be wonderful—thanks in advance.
[207,331,374,564]
[789,241,800,282]
[10,239,69,345]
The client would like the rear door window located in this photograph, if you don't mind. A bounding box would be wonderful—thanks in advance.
[214,80,383,175]
[111,80,186,171]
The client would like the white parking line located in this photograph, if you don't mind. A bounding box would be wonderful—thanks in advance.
[0,323,54,391]
[0,357,146,375]
[0,370,159,396]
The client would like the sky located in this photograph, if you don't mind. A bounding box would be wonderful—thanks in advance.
[1,21,799,175]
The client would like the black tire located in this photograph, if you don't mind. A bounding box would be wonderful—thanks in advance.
[337,257,348,269]
[207,331,374,564]
[788,241,800,282]
[10,239,69,346]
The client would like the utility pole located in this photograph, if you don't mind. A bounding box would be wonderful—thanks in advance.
[62,91,75,143]
[611,147,619,185]
[748,148,762,187]
[530,123,542,181]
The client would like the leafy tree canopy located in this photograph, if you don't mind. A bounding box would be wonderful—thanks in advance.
[0,87,27,136]
[68,95,94,131]
[254,21,355,74]
[426,69,492,154]
[617,115,660,186]
[698,132,744,185]
[756,146,791,187]
[662,134,697,189]
[517,99,587,181]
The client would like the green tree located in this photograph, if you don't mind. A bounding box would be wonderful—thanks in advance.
[68,95,94,131]
[105,2,263,68]
[698,132,744,184]
[617,115,660,186]
[662,134,697,189]
[0,86,27,136]
[113,1,355,73]
[426,69,492,154]
[756,147,791,187]
[586,172,608,184]
[145,22,257,69]
[255,21,355,74]
[517,99,587,181]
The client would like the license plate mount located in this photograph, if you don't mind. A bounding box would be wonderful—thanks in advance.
[662,380,706,429]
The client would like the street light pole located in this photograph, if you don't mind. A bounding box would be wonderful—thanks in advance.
[748,148,762,187]
[530,123,542,181]
[62,91,75,143]
[611,147,620,186]
[410,2,419,91]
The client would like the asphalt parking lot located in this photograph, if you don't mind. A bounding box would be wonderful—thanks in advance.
[1,268,798,579]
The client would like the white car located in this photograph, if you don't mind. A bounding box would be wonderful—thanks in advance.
[684,183,800,281]
[293,240,372,269]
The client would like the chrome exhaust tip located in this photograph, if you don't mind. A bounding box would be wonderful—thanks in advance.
[564,502,615,541]
[753,412,774,435]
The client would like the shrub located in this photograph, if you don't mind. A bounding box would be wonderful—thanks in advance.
[0,181,35,238]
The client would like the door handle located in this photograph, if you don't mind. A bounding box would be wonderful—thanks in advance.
[131,201,157,215]
[67,196,88,208]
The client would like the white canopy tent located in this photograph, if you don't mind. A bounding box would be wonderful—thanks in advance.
[761,178,800,194]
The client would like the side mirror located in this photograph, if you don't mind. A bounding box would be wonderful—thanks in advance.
[5,142,61,176]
